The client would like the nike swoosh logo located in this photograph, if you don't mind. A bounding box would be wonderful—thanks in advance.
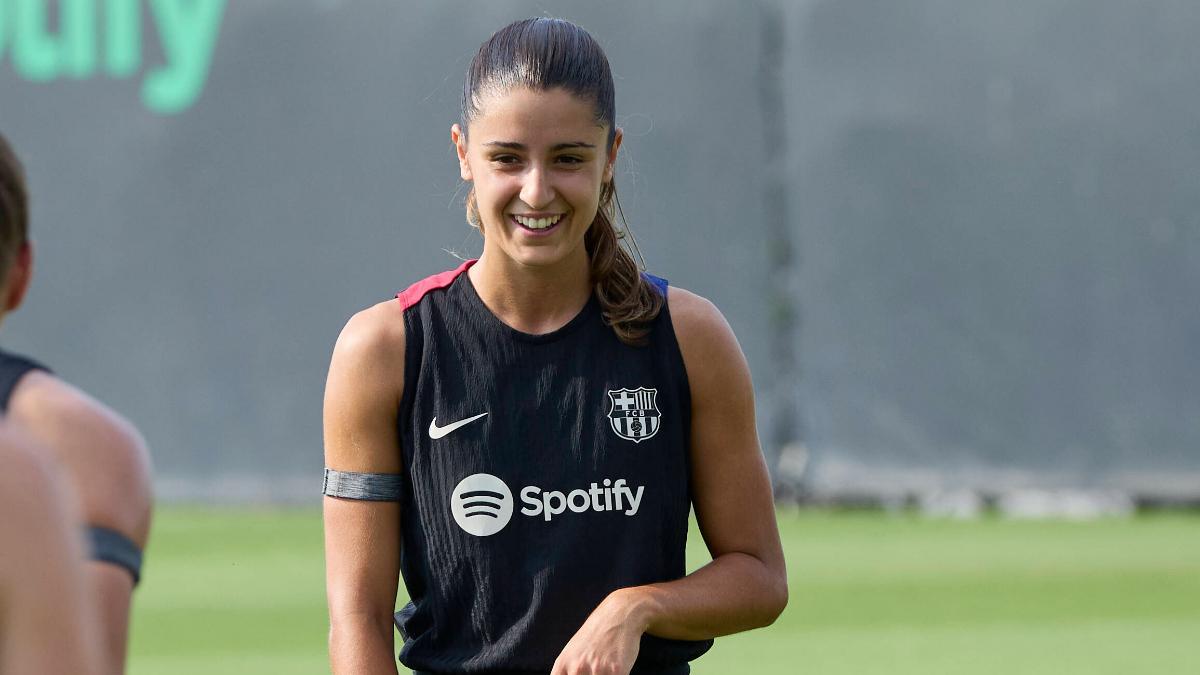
[428,412,489,439]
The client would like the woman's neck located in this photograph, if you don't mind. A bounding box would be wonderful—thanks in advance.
[468,249,591,335]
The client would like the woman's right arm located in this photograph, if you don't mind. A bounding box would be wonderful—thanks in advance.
[323,302,408,675]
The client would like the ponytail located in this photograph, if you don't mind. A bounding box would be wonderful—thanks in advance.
[585,181,663,346]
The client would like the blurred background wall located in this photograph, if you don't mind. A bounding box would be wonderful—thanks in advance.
[2,0,1196,502]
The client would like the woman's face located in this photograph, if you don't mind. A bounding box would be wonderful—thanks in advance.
[453,86,621,271]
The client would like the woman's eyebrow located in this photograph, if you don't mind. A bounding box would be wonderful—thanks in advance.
[483,141,596,151]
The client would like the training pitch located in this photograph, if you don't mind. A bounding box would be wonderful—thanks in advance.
[128,507,1198,674]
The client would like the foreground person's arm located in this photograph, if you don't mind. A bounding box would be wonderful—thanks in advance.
[9,373,153,675]
[0,428,101,675]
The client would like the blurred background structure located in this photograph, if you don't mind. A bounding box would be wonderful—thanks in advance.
[3,0,1198,505]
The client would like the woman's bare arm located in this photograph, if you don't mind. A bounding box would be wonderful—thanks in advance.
[324,301,408,675]
[619,287,787,637]
[8,373,153,675]
[553,288,787,674]
[0,428,101,675]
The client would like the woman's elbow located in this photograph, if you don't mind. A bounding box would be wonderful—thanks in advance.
[765,575,789,625]
[754,565,789,627]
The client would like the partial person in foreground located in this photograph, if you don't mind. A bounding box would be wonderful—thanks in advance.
[0,425,102,675]
[0,132,153,675]
[323,18,786,674]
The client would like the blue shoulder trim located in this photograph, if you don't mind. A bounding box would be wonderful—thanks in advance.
[642,272,669,297]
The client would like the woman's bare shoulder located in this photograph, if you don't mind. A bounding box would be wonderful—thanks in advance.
[324,299,408,473]
[334,298,408,366]
[0,427,58,508]
[8,372,152,545]
[665,286,742,372]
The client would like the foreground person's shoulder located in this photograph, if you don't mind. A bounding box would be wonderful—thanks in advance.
[8,372,152,544]
[0,425,60,507]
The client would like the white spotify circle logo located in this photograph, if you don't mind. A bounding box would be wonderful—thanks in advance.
[450,473,513,536]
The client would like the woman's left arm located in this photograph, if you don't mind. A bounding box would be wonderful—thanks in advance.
[553,288,787,673]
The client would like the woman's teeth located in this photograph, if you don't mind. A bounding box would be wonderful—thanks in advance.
[513,214,563,230]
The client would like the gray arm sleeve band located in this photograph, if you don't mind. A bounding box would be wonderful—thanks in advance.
[86,526,143,586]
[322,468,404,501]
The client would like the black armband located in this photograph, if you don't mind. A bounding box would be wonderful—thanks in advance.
[322,467,404,501]
[86,525,143,586]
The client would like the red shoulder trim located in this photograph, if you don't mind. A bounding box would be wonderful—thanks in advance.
[395,259,476,311]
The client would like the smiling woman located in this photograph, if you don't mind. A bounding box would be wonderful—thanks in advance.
[453,86,616,281]
[322,17,787,675]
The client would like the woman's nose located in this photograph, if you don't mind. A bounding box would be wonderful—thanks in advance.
[519,166,555,209]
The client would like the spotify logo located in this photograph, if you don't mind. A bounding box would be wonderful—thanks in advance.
[450,473,513,537]
[450,472,647,537]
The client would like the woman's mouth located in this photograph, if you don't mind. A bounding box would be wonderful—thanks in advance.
[512,214,565,232]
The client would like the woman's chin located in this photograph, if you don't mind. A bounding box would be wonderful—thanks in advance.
[497,242,585,271]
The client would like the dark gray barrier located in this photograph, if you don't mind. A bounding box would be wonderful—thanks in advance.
[3,0,1196,501]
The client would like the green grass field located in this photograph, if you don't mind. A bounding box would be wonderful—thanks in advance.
[128,507,1199,674]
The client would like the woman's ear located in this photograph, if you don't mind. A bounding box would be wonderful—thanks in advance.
[3,241,33,313]
[604,127,623,183]
[451,124,473,181]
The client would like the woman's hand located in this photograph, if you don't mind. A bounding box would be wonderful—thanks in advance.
[551,589,647,675]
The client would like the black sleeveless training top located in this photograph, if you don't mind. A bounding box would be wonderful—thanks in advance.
[393,260,712,674]
[0,348,47,412]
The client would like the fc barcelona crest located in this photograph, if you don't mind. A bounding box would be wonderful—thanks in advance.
[607,387,661,443]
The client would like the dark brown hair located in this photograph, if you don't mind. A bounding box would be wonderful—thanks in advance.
[462,18,663,345]
[0,133,29,279]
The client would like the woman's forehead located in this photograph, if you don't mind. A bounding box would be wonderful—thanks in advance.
[469,87,608,146]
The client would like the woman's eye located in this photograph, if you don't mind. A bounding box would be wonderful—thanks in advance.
[556,155,584,165]
[492,155,521,165]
